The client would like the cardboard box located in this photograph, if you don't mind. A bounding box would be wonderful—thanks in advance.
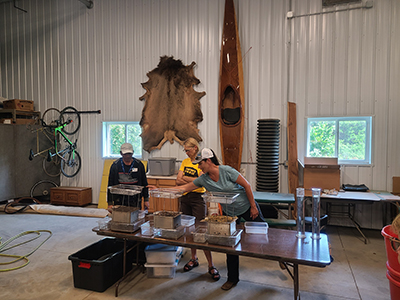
[300,157,340,192]
[3,99,34,111]
[393,176,400,195]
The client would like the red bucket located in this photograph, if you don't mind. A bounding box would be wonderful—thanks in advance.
[382,225,400,273]
[387,261,400,282]
[386,271,400,300]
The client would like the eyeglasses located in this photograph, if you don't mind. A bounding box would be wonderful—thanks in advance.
[183,148,193,153]
[390,237,400,252]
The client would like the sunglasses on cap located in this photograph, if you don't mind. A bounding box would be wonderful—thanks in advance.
[390,236,400,252]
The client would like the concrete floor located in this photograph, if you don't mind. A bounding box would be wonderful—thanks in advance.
[0,212,391,300]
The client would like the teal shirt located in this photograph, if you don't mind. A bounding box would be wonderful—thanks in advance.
[193,165,250,216]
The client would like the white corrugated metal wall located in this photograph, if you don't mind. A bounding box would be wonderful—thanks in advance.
[1,0,399,229]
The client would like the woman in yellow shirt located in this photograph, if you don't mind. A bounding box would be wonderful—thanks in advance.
[176,138,220,281]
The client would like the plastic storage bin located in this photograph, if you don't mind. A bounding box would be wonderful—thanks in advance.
[68,238,133,292]
[145,244,179,264]
[141,221,154,236]
[181,215,195,227]
[145,263,177,278]
[206,230,243,247]
[153,225,185,240]
[192,227,207,243]
[148,157,176,176]
[245,222,268,234]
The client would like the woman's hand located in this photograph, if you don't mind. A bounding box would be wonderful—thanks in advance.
[250,205,259,220]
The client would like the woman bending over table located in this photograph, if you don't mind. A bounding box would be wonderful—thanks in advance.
[176,148,265,290]
[176,138,220,281]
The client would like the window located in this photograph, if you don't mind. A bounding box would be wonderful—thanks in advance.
[102,122,142,158]
[306,116,372,165]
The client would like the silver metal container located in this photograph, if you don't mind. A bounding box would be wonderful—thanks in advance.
[112,206,140,224]
[153,211,182,229]
[207,221,236,236]
[205,216,237,236]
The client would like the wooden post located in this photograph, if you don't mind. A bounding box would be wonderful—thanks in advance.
[287,102,299,218]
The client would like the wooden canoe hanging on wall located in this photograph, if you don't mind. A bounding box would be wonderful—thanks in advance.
[218,0,244,172]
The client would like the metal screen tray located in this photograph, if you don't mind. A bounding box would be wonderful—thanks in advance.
[202,191,239,204]
[206,230,242,247]
[108,184,143,195]
[150,188,183,198]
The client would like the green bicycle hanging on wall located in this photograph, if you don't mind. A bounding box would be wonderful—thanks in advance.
[29,106,82,178]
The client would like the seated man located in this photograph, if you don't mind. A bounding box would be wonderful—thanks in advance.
[107,143,149,210]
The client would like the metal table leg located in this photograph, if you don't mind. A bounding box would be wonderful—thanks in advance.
[114,239,142,297]
[280,262,300,300]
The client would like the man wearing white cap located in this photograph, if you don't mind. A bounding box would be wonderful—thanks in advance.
[107,143,149,209]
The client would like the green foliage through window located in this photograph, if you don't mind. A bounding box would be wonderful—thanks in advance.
[307,117,371,165]
[103,122,142,158]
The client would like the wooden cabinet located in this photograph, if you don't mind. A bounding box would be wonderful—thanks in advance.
[50,187,92,206]
[147,176,177,213]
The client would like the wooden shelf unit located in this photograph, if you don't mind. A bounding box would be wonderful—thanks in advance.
[50,187,92,206]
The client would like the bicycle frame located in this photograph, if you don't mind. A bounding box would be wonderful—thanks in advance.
[52,120,77,161]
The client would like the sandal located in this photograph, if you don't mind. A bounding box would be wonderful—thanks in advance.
[183,258,199,272]
[208,266,221,281]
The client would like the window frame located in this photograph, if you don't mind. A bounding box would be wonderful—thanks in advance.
[306,116,372,165]
[102,121,142,159]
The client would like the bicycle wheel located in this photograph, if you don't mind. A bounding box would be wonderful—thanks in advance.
[61,149,81,177]
[41,108,61,130]
[60,106,81,135]
[30,180,59,203]
[42,154,61,177]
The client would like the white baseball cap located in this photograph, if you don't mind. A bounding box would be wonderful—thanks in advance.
[193,148,214,164]
[120,143,134,154]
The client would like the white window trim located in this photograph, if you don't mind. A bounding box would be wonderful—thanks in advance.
[306,116,372,166]
[102,121,142,159]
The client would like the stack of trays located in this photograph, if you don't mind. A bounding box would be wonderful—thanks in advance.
[109,206,145,233]
[192,216,242,246]
[256,119,280,192]
[153,211,184,239]
[144,244,182,278]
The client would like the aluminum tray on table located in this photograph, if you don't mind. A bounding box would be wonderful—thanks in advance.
[108,184,144,196]
[201,191,239,204]
[110,219,146,233]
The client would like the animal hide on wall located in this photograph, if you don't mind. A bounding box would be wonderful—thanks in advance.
[139,56,205,152]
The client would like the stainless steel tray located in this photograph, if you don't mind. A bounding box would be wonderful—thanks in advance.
[202,191,239,204]
[108,184,143,196]
[206,230,242,247]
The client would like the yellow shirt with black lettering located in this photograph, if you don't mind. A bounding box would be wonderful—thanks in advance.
[179,157,206,194]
